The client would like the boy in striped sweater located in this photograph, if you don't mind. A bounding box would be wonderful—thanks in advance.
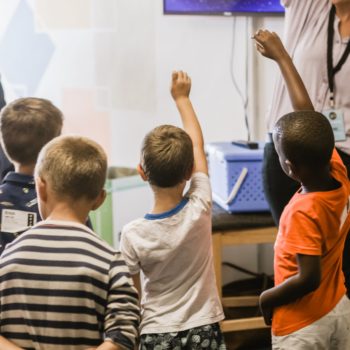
[0,135,140,350]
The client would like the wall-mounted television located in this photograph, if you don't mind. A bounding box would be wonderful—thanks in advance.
[164,0,284,15]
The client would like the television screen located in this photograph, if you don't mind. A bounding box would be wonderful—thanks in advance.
[164,0,284,15]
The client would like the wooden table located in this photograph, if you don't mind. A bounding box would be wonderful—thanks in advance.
[211,204,277,332]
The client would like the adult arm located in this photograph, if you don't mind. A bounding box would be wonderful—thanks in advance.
[260,254,321,325]
[171,71,208,175]
[254,30,314,111]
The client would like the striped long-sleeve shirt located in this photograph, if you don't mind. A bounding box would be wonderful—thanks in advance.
[0,220,140,350]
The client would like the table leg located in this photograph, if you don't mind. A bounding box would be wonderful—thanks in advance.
[212,232,222,299]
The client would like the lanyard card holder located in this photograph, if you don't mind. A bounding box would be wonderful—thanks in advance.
[325,5,350,142]
[323,109,346,142]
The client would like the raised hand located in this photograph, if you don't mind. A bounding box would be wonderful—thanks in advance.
[253,29,314,111]
[170,70,208,174]
[171,70,191,101]
[253,29,288,62]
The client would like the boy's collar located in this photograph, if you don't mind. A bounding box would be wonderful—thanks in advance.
[2,172,35,186]
[145,197,189,220]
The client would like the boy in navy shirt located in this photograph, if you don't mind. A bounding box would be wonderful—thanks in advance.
[0,97,63,254]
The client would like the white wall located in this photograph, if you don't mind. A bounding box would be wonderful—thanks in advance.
[0,0,284,164]
[111,1,254,168]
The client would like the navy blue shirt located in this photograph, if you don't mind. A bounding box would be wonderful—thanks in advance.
[0,172,93,254]
[0,172,38,254]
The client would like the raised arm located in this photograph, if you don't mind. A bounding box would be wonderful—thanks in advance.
[253,30,314,111]
[171,71,208,175]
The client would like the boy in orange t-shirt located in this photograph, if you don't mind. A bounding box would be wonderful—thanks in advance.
[254,30,350,348]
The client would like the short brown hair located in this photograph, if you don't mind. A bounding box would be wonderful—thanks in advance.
[35,135,107,200]
[0,97,63,165]
[141,125,194,188]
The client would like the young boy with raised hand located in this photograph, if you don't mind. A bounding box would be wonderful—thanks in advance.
[0,135,140,350]
[0,98,63,254]
[254,30,350,349]
[120,71,226,349]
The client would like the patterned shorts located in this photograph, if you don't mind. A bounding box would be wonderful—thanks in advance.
[140,322,226,350]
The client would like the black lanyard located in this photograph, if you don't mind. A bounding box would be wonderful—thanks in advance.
[327,5,350,107]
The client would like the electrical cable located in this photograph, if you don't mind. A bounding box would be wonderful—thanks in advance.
[230,17,251,141]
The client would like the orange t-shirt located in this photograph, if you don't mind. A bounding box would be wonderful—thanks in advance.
[272,149,350,336]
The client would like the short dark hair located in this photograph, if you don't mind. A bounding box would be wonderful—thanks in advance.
[35,135,107,200]
[141,125,194,188]
[273,111,334,169]
[0,98,63,165]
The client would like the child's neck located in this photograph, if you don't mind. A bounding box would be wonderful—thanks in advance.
[45,201,90,225]
[151,184,185,214]
[300,170,339,194]
[14,163,35,176]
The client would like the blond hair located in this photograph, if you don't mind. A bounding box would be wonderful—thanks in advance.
[0,97,63,165]
[35,135,107,200]
[141,124,194,188]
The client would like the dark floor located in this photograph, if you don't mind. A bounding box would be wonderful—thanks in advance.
[224,329,272,350]
[223,278,273,350]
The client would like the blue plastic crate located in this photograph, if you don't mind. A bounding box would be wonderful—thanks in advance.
[206,142,269,213]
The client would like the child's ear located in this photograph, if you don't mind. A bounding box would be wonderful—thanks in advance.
[36,176,48,203]
[285,160,298,179]
[91,189,106,211]
[137,164,148,182]
[185,166,193,181]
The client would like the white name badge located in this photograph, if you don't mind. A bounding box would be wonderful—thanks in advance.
[323,109,346,142]
[1,209,37,234]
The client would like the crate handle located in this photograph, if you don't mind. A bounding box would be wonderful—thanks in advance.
[225,167,248,205]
